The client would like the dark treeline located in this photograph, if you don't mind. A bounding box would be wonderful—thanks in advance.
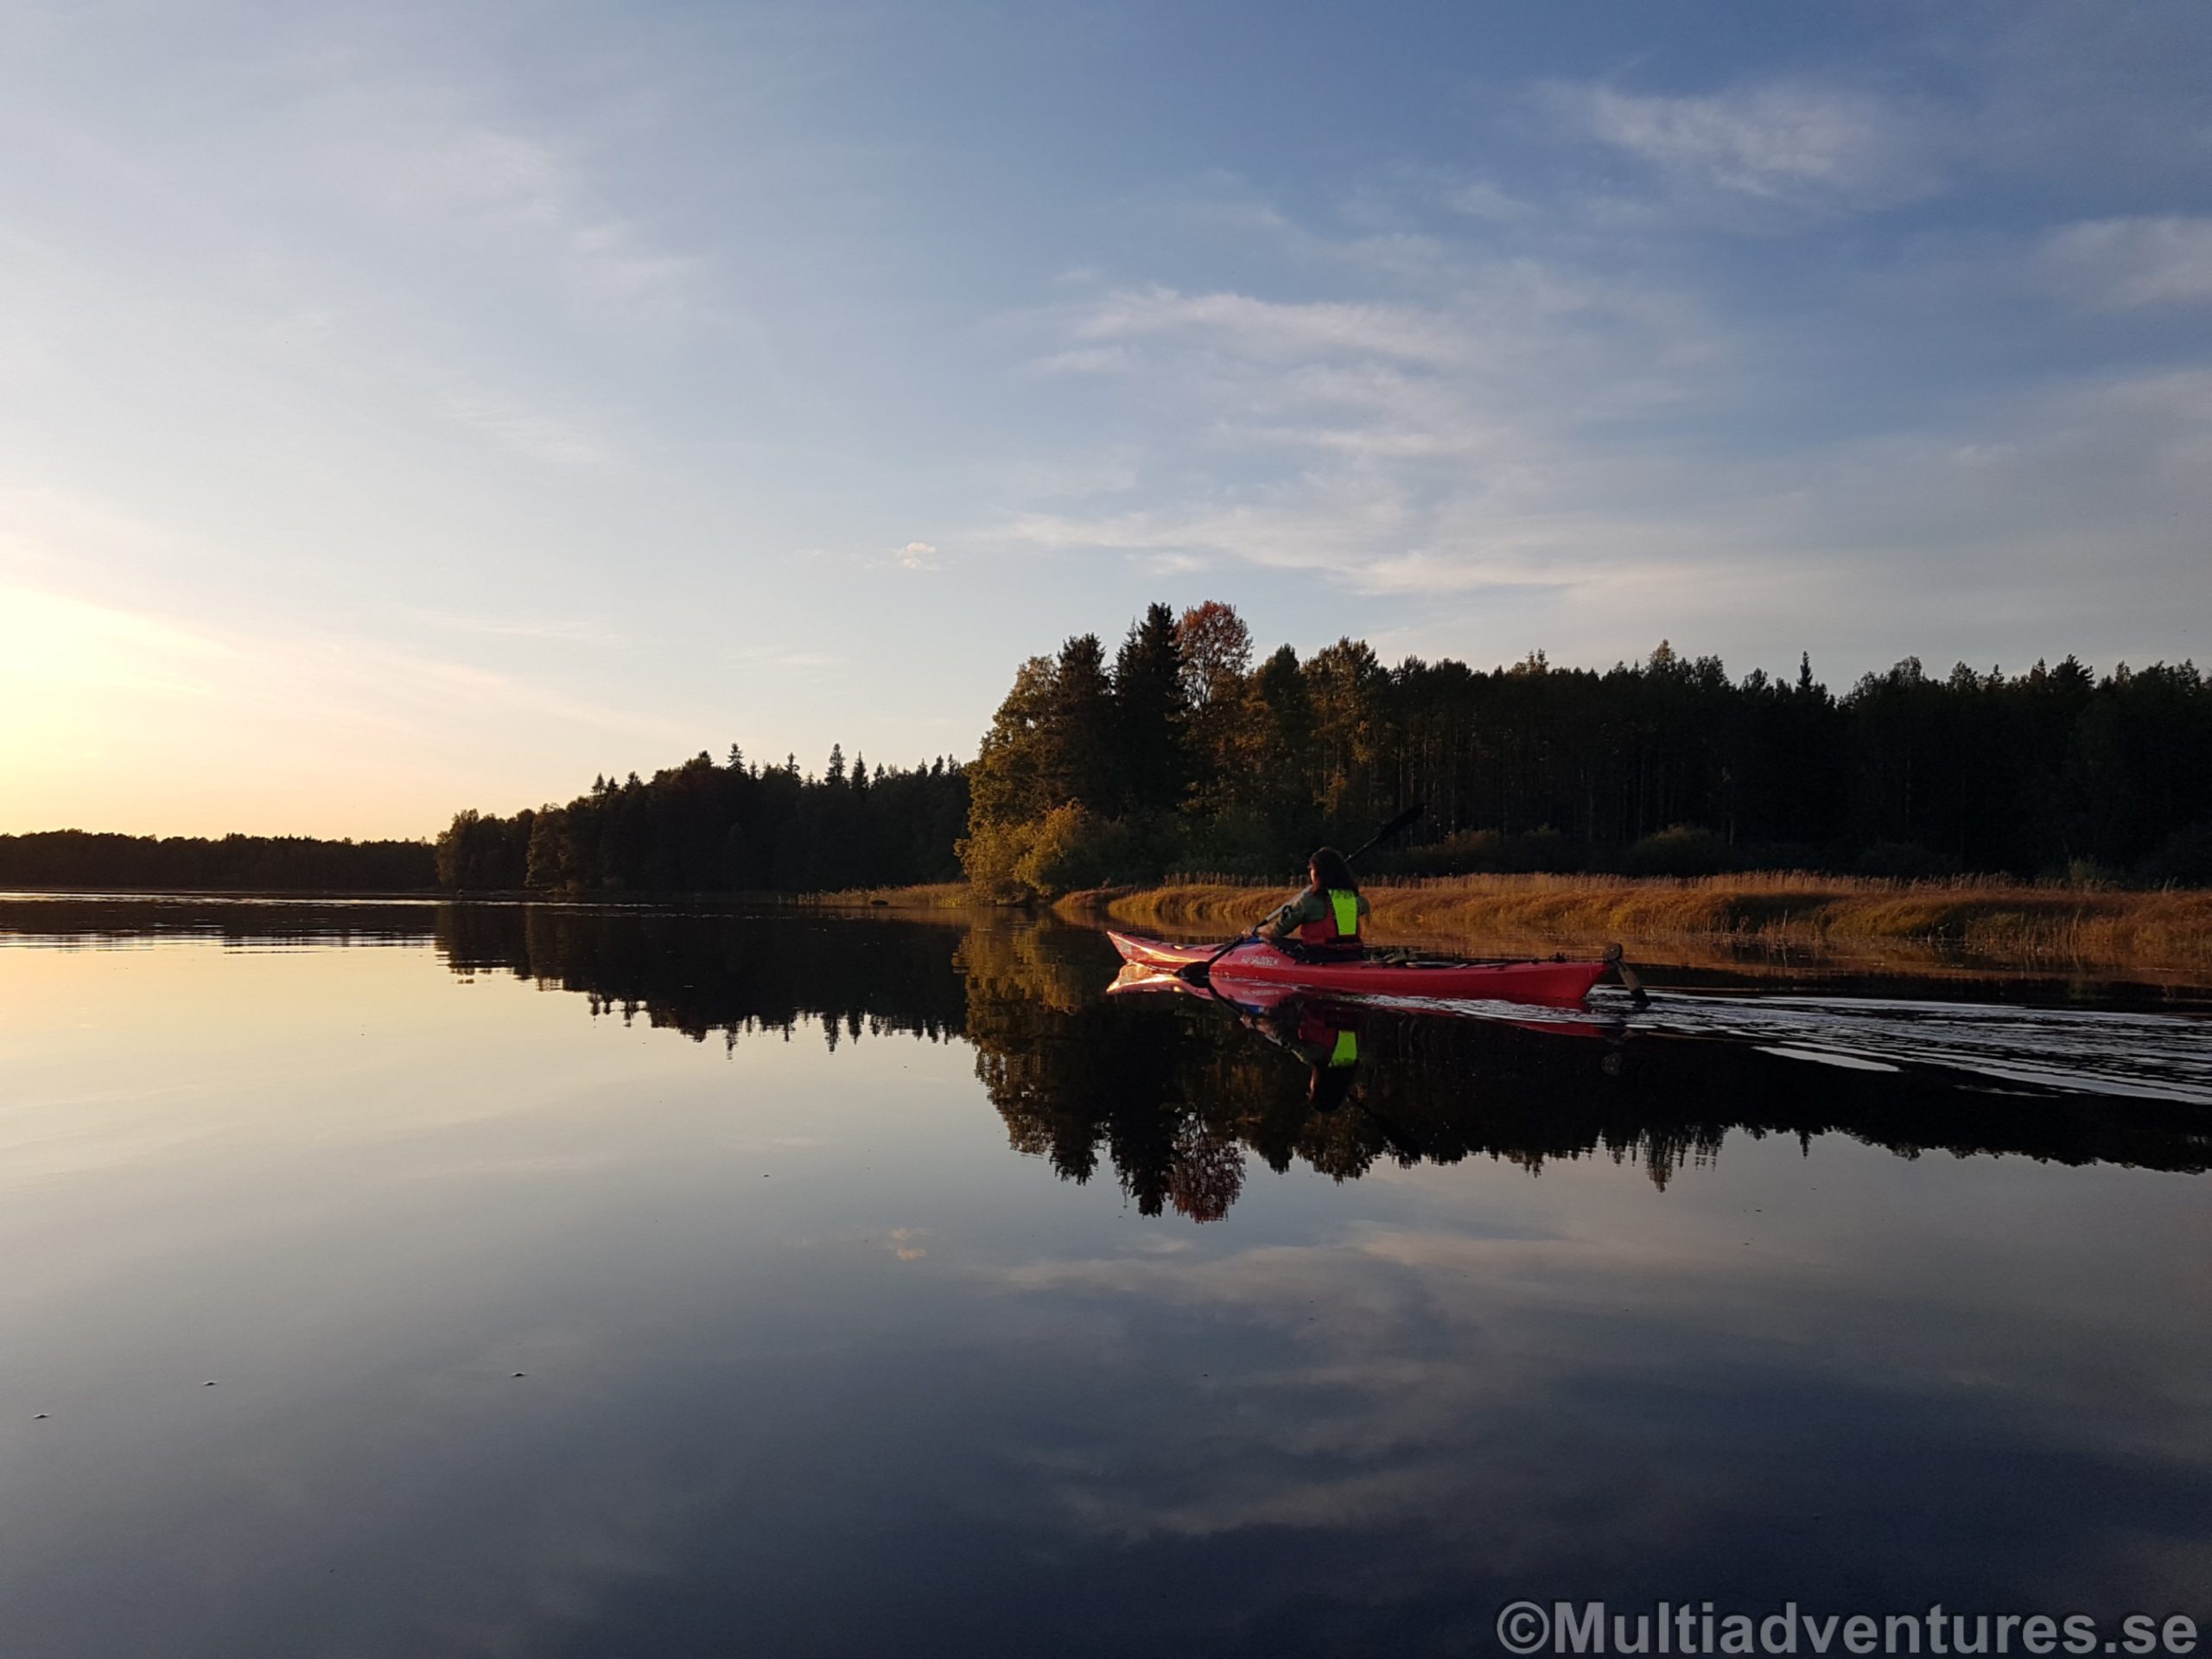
[0,830,435,893]
[436,745,969,893]
[962,601,2212,894]
[21,600,2205,899]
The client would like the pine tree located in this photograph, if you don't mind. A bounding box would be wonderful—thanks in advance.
[1042,634,1117,809]
[1113,601,1192,815]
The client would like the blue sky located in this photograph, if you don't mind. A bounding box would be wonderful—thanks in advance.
[3,0,2208,835]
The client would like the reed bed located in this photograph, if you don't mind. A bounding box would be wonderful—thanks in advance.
[792,881,976,910]
[1058,873,2212,976]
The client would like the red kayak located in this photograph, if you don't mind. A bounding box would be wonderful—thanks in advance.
[1107,931,1613,1005]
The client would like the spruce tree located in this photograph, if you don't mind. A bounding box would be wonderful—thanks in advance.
[1041,634,1116,810]
[1113,601,1192,815]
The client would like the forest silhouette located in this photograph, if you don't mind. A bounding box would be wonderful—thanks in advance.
[0,830,435,892]
[8,600,2207,894]
[443,600,2211,898]
[434,745,968,893]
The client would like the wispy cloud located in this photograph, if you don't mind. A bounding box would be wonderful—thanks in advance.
[896,540,939,571]
[993,158,2211,677]
[733,646,842,671]
[2043,216,2212,308]
[1073,286,1471,366]
[1442,178,1532,222]
[1027,345,1134,377]
[337,100,713,329]
[1542,79,1942,213]
[993,233,1734,610]
[438,391,620,466]
[408,609,610,643]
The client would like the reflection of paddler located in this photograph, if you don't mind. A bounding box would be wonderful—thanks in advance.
[1243,997,1364,1115]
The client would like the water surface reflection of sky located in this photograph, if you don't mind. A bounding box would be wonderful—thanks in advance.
[0,906,2205,1656]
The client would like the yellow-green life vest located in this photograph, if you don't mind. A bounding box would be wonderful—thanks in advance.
[1330,888,1360,937]
[1296,887,1363,945]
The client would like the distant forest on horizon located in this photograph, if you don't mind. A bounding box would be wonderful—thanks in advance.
[6,599,2209,896]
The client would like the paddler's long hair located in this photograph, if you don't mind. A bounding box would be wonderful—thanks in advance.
[1307,846,1357,893]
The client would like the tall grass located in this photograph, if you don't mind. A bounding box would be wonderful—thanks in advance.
[791,881,976,910]
[1058,872,2212,974]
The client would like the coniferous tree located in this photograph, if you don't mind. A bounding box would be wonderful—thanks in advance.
[1041,634,1116,810]
[1112,602,1192,816]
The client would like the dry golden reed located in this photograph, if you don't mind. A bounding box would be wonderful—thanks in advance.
[1058,872,2212,975]
[795,881,975,911]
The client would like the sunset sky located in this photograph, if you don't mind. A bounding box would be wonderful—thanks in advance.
[4,1,2209,837]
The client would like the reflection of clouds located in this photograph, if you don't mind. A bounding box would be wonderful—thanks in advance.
[995,1199,2212,1580]
[1054,1459,1466,1543]
[386,1446,728,1657]
[404,1153,615,1181]
[1002,1224,1684,1542]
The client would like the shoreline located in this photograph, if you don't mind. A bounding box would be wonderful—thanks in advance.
[8,877,2209,985]
[1052,873,2212,981]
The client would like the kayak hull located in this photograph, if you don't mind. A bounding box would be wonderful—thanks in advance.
[1107,931,1610,1004]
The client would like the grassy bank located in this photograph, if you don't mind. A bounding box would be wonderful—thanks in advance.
[1056,873,2212,975]
[791,882,976,910]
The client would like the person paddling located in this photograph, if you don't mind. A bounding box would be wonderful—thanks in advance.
[1260,847,1370,961]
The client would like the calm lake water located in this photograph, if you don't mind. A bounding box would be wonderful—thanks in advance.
[2,897,2207,1657]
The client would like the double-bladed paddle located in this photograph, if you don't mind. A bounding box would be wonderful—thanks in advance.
[1178,803,1426,983]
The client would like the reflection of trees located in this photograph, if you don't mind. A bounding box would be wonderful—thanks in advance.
[424,906,2212,1213]
[0,896,439,946]
[1167,1118,1246,1223]
[958,942,2212,1220]
[952,927,1748,1217]
[433,915,2212,1205]
[434,904,969,1050]
[955,925,1297,1216]
[19,899,2199,1218]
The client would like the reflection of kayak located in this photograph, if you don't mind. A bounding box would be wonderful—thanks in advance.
[1109,965,1293,1011]
[1110,965,1314,1018]
[1111,963,1619,1040]
[1107,932,1611,1005]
